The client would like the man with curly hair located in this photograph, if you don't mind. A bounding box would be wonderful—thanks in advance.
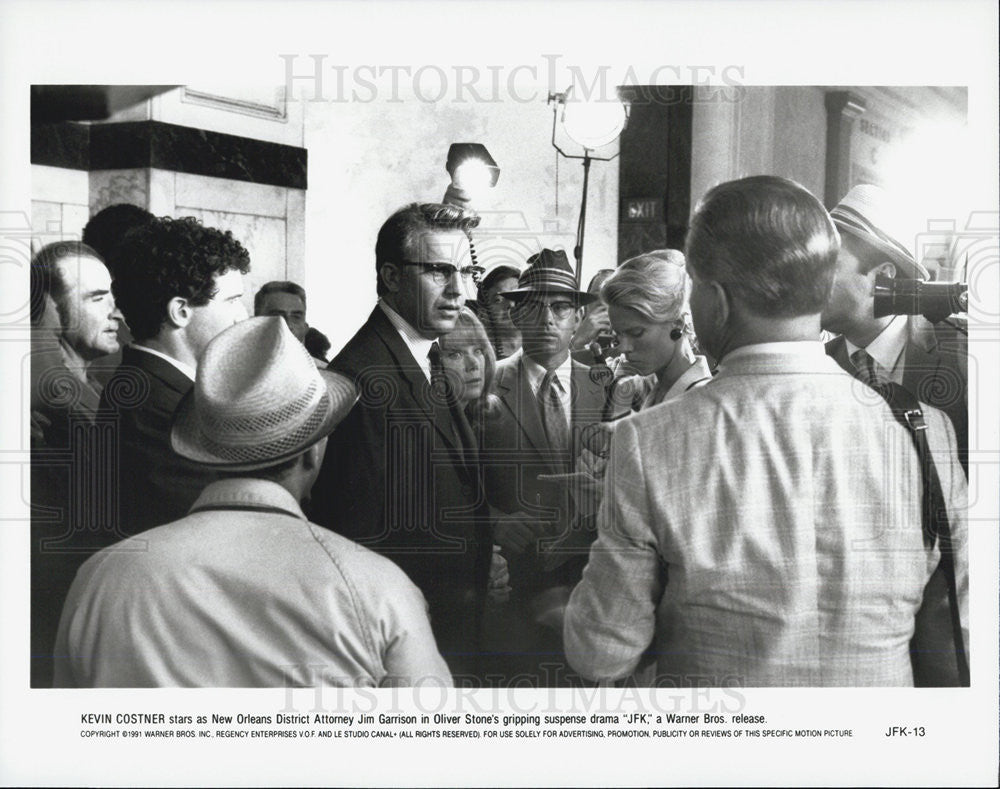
[99,215,250,534]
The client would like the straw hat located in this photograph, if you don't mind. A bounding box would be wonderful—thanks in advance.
[500,248,598,304]
[171,317,357,471]
[830,184,929,280]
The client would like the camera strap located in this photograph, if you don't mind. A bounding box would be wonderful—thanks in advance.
[877,381,969,686]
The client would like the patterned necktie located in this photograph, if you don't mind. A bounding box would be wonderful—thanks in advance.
[539,369,570,466]
[850,347,884,388]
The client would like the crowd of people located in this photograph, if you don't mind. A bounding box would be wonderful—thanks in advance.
[30,176,968,689]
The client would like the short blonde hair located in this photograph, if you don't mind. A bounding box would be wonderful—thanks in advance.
[438,307,500,418]
[600,249,689,324]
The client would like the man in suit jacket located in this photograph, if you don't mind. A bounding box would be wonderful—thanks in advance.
[565,176,968,687]
[99,216,250,535]
[480,249,612,684]
[821,184,968,475]
[29,241,124,687]
[309,202,491,678]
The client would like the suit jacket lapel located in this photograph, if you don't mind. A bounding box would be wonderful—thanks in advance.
[825,335,853,376]
[367,308,459,452]
[900,319,941,400]
[496,355,553,462]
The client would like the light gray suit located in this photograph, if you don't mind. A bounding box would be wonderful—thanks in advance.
[564,342,968,687]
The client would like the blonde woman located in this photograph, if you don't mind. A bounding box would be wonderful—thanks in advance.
[602,249,712,410]
[437,307,510,605]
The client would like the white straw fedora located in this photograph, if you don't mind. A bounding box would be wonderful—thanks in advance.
[830,184,929,280]
[171,317,357,471]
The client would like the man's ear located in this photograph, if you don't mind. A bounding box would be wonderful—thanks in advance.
[165,296,191,328]
[709,279,730,329]
[303,437,327,471]
[378,262,402,295]
[868,260,896,281]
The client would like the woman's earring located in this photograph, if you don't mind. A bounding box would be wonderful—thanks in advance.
[669,327,683,341]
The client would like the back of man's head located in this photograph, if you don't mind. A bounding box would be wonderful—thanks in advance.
[374,202,480,297]
[82,203,154,277]
[685,175,840,317]
[114,216,250,343]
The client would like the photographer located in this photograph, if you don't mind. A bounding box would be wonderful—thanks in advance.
[821,185,968,475]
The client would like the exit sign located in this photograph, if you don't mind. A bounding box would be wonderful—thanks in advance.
[623,199,663,222]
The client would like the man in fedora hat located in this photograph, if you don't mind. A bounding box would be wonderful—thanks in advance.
[308,202,491,679]
[54,317,451,687]
[822,184,968,475]
[479,248,612,684]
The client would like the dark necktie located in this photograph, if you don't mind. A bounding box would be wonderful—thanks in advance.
[428,342,478,466]
[539,370,570,467]
[850,347,884,389]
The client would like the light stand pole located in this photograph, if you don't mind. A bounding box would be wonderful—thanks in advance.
[548,90,627,285]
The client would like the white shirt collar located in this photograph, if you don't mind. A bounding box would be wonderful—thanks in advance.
[130,343,196,381]
[378,300,435,382]
[519,348,574,398]
[844,316,908,383]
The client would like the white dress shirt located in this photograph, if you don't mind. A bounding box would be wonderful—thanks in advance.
[378,300,435,382]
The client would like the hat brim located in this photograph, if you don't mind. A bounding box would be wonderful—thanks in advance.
[502,287,599,306]
[170,368,358,472]
[835,221,929,280]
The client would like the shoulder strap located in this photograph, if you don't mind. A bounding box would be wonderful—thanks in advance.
[880,381,969,686]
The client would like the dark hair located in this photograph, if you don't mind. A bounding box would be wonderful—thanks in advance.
[685,175,839,317]
[374,202,480,297]
[29,241,104,325]
[81,203,154,277]
[304,326,331,361]
[254,280,307,316]
[113,216,251,342]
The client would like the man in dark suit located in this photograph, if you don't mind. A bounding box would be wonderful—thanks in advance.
[821,185,968,475]
[30,241,124,687]
[100,216,251,534]
[479,249,612,684]
[309,202,490,678]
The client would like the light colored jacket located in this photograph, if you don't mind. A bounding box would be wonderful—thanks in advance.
[564,342,968,687]
[54,478,452,687]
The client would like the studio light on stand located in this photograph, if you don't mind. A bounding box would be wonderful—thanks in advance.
[443,143,500,211]
[548,86,629,284]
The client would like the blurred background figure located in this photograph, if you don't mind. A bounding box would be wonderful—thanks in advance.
[601,249,712,413]
[569,268,617,367]
[469,262,522,361]
[254,280,329,366]
[304,326,332,364]
[81,203,155,385]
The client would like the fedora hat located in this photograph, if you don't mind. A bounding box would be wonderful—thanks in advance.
[171,317,358,471]
[830,184,929,279]
[500,248,598,304]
